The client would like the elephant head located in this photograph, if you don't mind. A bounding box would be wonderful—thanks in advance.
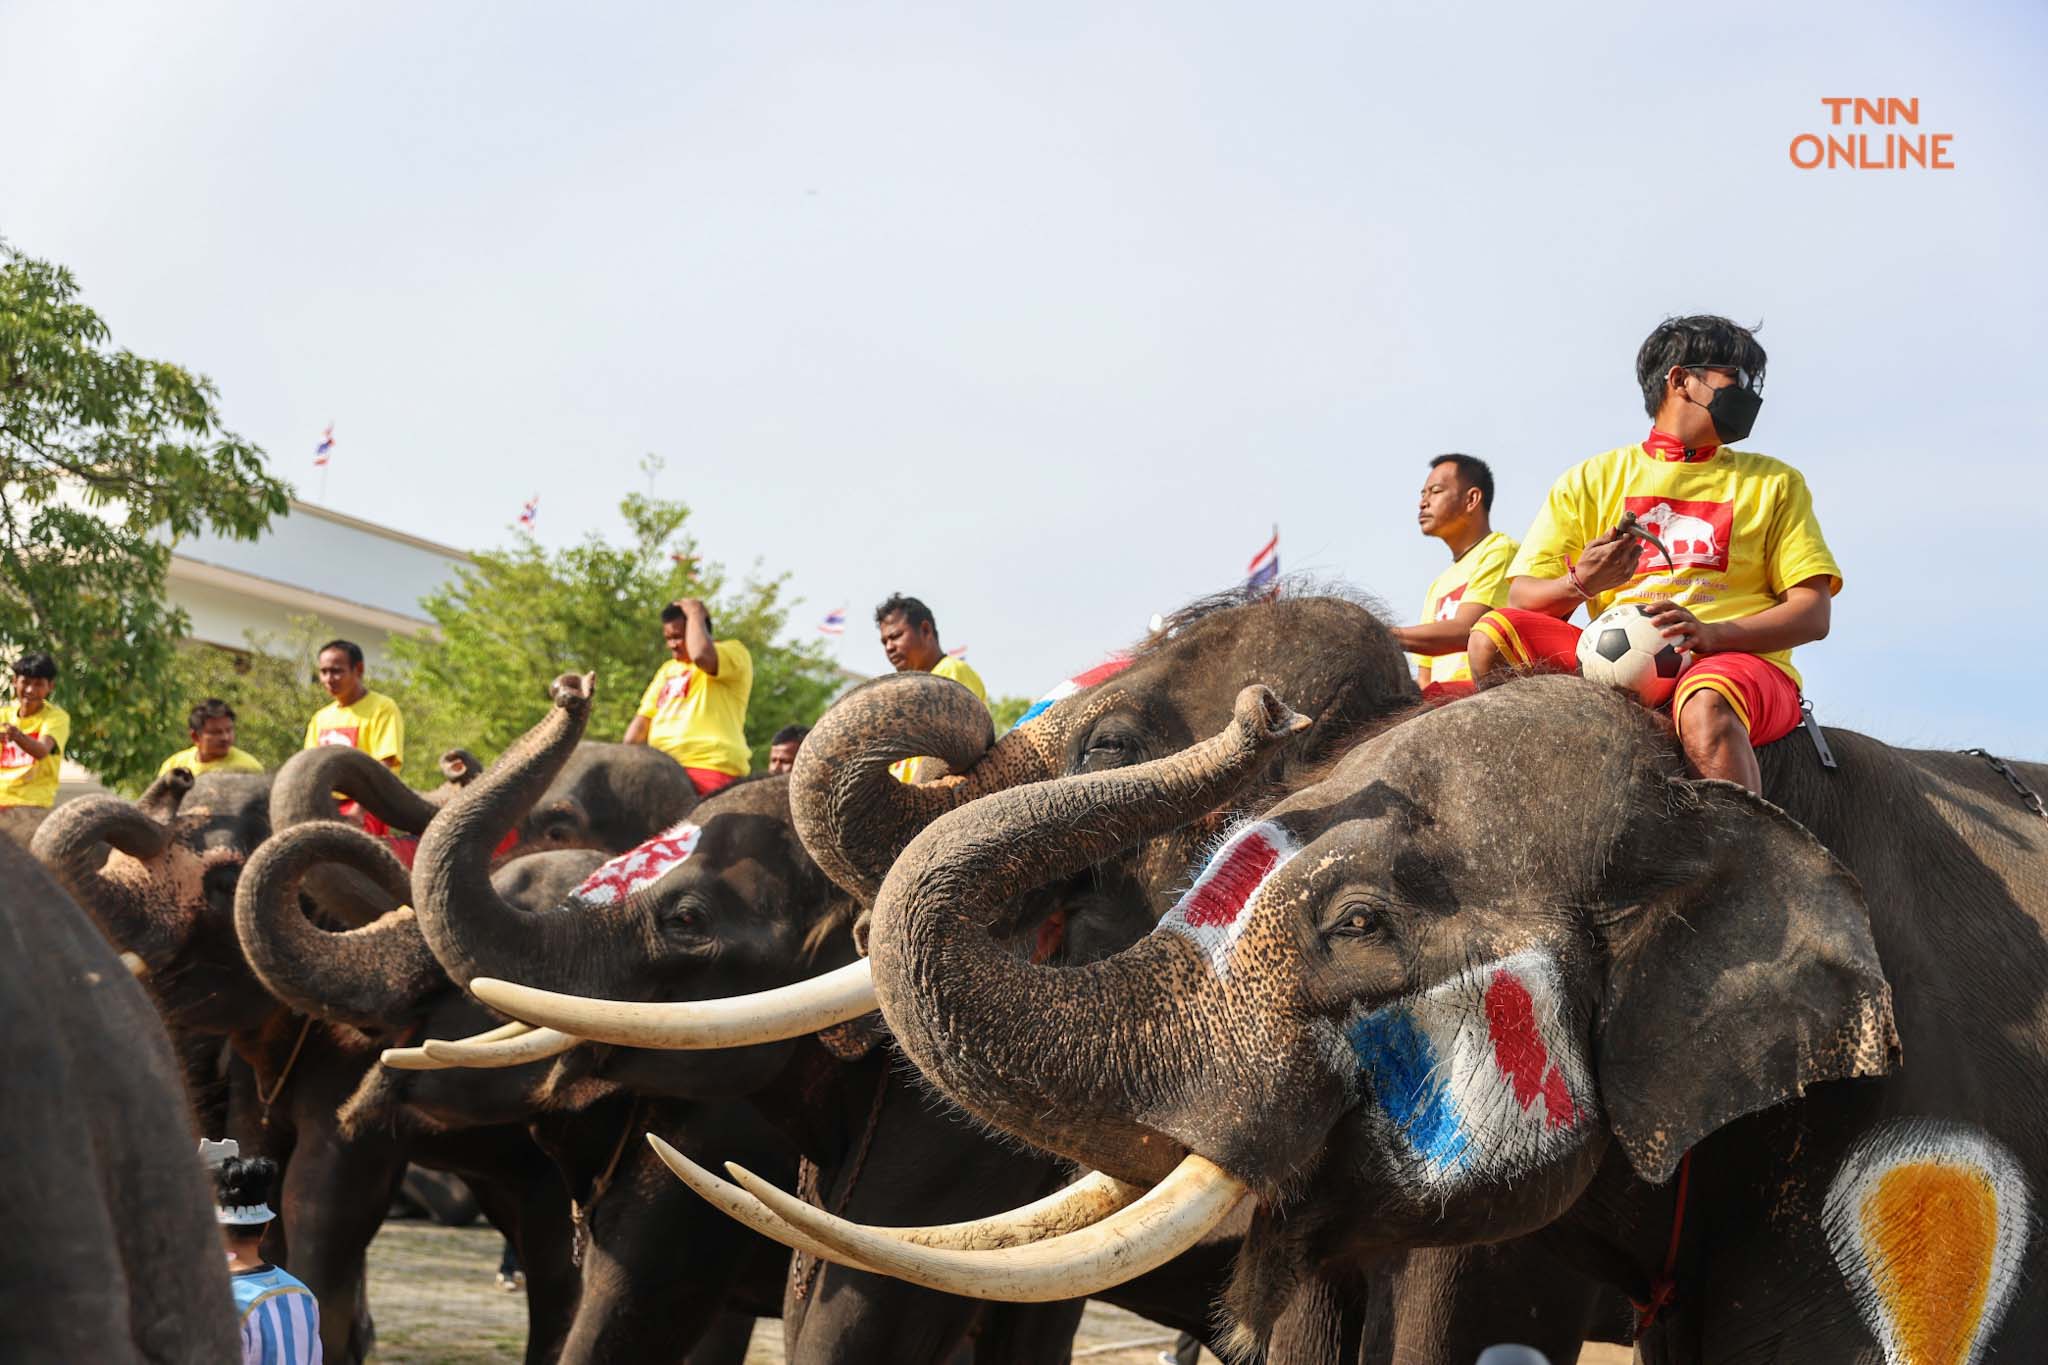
[33,768,277,1032]
[510,740,699,856]
[737,677,1897,1342]
[792,592,1418,920]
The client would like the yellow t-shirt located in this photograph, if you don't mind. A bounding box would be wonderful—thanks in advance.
[1508,444,1843,685]
[158,745,265,778]
[892,655,989,784]
[303,690,406,770]
[636,640,754,776]
[1410,531,1519,684]
[0,700,70,808]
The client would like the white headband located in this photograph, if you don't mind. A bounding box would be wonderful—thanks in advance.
[216,1202,275,1226]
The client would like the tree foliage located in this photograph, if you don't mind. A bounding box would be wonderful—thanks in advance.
[0,243,289,791]
[388,467,845,770]
[988,694,1033,732]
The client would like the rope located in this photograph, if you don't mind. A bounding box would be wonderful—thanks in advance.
[256,1016,316,1126]
[570,1096,642,1269]
[1631,1149,1693,1339]
[791,1062,892,1303]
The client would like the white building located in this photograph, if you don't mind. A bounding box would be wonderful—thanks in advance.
[168,498,472,670]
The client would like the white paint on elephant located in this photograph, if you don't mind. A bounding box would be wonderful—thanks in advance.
[569,821,701,906]
[1342,949,1595,1190]
[1153,820,1297,981]
[1823,1118,2029,1365]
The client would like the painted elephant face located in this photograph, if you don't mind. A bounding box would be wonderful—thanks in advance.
[853,677,1897,1328]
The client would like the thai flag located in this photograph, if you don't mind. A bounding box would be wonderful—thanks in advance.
[313,424,335,467]
[945,645,968,659]
[818,607,847,636]
[1008,655,1134,731]
[1245,527,1279,591]
[517,495,539,530]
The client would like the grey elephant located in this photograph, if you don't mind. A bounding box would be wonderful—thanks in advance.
[705,675,2046,1364]
[0,838,238,1361]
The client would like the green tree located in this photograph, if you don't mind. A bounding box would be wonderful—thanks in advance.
[388,466,843,770]
[1,243,289,791]
[988,695,1033,732]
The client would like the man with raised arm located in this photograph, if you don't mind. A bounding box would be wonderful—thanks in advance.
[625,598,754,796]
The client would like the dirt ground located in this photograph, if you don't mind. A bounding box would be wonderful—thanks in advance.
[363,1220,1632,1364]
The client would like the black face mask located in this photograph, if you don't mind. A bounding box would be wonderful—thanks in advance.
[1689,380,1762,445]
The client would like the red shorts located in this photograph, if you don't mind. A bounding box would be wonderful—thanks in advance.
[1471,607,1803,746]
[686,767,740,798]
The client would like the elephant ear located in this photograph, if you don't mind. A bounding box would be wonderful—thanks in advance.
[1596,779,1899,1183]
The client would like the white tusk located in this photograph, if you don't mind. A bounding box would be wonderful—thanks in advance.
[381,1019,541,1071]
[466,958,877,1050]
[723,1154,1248,1302]
[852,1169,1145,1250]
[119,952,149,979]
[418,1025,581,1069]
[645,1134,891,1275]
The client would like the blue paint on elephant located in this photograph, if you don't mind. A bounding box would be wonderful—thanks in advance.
[1346,1005,1471,1173]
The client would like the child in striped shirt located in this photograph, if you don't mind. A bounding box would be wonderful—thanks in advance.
[209,1146,322,1364]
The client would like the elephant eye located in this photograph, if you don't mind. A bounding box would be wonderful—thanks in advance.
[1326,901,1384,940]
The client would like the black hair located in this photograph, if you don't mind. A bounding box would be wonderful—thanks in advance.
[874,593,935,632]
[187,698,236,732]
[212,1155,279,1229]
[659,602,715,637]
[1635,315,1767,419]
[11,651,56,681]
[770,724,810,747]
[318,639,365,669]
[1428,453,1495,513]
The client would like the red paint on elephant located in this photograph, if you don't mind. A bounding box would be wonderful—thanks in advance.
[571,821,702,907]
[1483,972,1578,1129]
[1182,833,1284,928]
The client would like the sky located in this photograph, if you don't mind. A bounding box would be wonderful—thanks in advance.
[3,0,2043,753]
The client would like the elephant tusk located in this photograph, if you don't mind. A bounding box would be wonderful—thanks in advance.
[721,1153,1248,1302]
[416,1024,581,1069]
[646,1134,893,1275]
[381,1019,538,1071]
[860,1168,1147,1250]
[466,958,878,1050]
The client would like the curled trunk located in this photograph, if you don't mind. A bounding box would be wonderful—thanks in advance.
[788,671,1079,906]
[411,674,612,988]
[234,820,449,1027]
[136,767,194,822]
[869,686,1311,1186]
[31,794,186,964]
[271,746,475,925]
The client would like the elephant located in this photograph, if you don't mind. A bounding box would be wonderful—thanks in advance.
[234,818,794,1364]
[406,590,1434,1360]
[0,837,239,1361]
[31,767,581,1365]
[725,674,2048,1363]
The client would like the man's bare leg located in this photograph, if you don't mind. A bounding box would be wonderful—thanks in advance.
[1676,687,1761,794]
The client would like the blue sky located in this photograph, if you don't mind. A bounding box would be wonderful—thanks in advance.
[3,0,2042,752]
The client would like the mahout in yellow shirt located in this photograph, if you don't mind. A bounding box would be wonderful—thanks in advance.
[303,691,406,769]
[1411,530,1519,684]
[1508,443,1842,684]
[636,640,754,776]
[158,745,265,779]
[892,655,989,784]
[0,700,70,808]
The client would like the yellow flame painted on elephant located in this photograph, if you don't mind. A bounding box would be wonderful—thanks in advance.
[1825,1121,2028,1365]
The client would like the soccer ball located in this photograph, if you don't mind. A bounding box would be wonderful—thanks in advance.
[1576,604,1691,706]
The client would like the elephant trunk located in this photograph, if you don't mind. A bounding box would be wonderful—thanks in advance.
[271,745,451,928]
[31,793,186,964]
[411,675,601,987]
[869,685,1307,1186]
[136,768,194,822]
[233,821,449,1027]
[789,671,1074,907]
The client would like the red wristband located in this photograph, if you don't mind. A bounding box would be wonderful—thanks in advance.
[1565,557,1591,599]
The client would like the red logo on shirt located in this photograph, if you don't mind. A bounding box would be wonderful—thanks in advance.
[317,726,361,748]
[0,736,30,769]
[1432,582,1468,621]
[657,671,694,711]
[1624,496,1733,573]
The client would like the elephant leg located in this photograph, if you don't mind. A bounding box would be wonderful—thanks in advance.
[973,1300,1088,1365]
[277,1125,407,1365]
[683,1312,759,1365]
[467,1167,579,1365]
[1388,1240,1612,1365]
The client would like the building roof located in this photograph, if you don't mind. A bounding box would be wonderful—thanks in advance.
[170,499,473,626]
